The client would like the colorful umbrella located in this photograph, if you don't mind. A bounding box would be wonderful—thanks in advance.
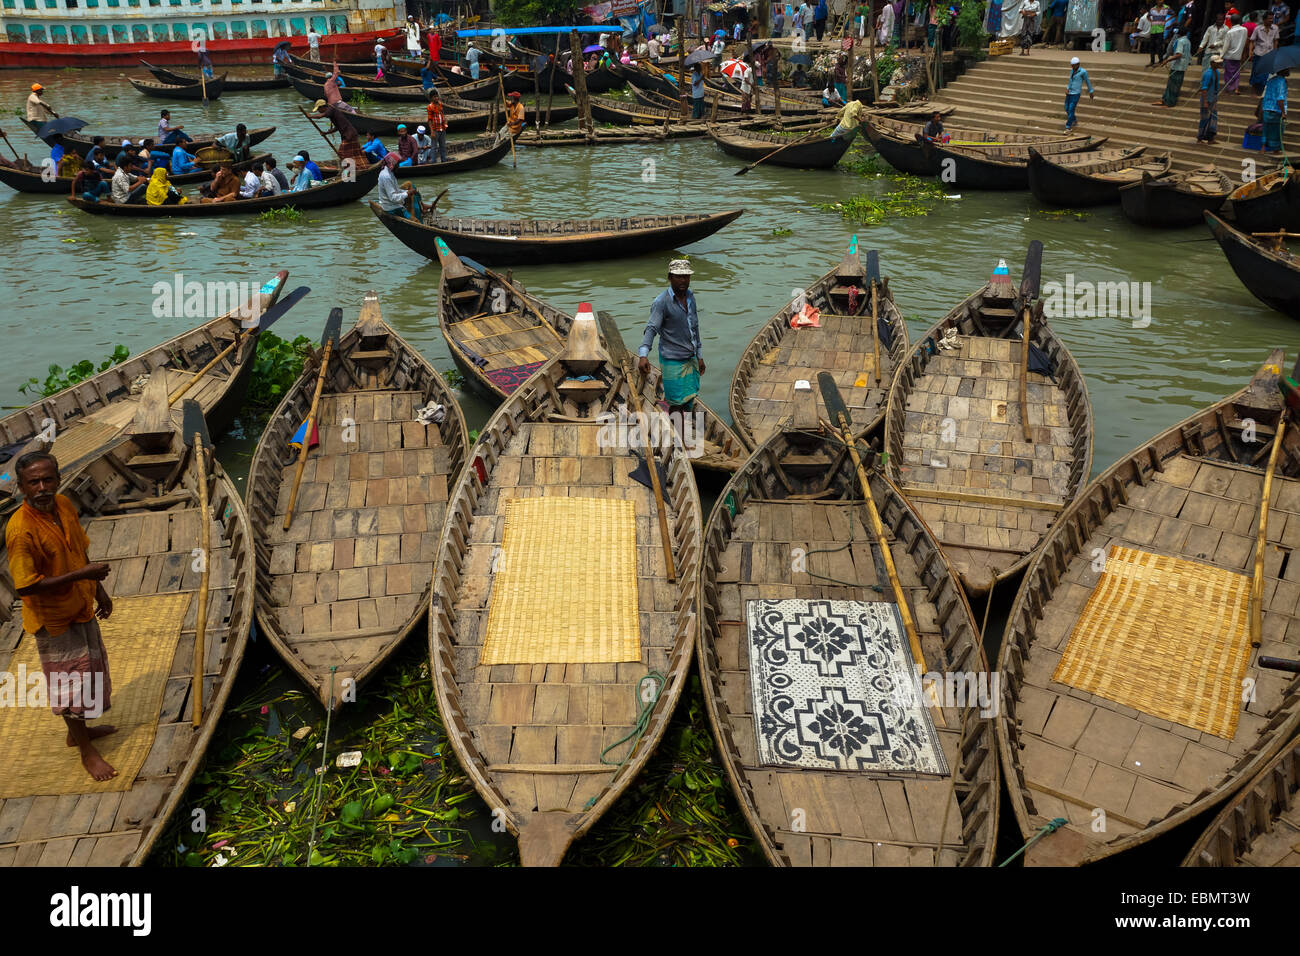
[719,58,751,80]
[583,43,604,53]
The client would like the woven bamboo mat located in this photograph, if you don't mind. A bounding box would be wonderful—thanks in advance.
[480,496,641,665]
[0,592,192,798]
[1053,546,1252,739]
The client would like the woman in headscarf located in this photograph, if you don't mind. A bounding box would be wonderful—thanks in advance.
[144,167,186,206]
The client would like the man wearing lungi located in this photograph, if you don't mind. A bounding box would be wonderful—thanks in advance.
[6,452,116,782]
[639,259,706,426]
[1222,14,1249,93]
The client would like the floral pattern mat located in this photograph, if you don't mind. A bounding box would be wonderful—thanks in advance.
[746,598,948,775]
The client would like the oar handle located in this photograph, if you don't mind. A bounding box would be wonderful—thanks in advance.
[192,434,210,727]
[283,338,334,530]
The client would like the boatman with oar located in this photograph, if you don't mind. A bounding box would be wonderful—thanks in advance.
[639,259,705,430]
[6,451,116,782]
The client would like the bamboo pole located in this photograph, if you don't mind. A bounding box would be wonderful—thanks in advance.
[283,338,335,530]
[677,16,689,120]
[870,279,881,384]
[621,357,675,582]
[868,0,879,99]
[297,105,344,163]
[1019,305,1033,442]
[192,438,210,728]
[569,29,593,136]
[1252,418,1287,647]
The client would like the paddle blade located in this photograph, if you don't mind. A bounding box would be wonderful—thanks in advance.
[1020,240,1044,301]
[865,249,881,286]
[182,399,212,449]
[817,371,851,430]
[596,310,628,364]
[252,285,310,334]
[322,307,343,348]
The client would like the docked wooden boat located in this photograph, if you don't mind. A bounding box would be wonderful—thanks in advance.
[128,74,227,101]
[1206,211,1300,320]
[1184,730,1300,866]
[864,117,1094,177]
[67,164,382,217]
[730,242,908,449]
[433,238,744,472]
[1227,164,1300,233]
[141,60,288,91]
[997,351,1300,865]
[698,391,1001,865]
[429,308,703,865]
[1118,167,1232,227]
[0,393,254,866]
[246,293,468,709]
[0,152,274,195]
[923,137,1108,191]
[614,62,683,99]
[344,99,578,137]
[25,120,277,160]
[0,271,291,506]
[1027,147,1171,207]
[284,61,393,90]
[882,246,1093,596]
[371,201,743,266]
[706,123,859,169]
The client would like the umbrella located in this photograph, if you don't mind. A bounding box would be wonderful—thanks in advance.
[583,44,604,53]
[274,40,291,51]
[787,53,812,65]
[714,29,728,36]
[684,46,714,66]
[1253,45,1300,80]
[719,58,751,80]
[35,117,87,141]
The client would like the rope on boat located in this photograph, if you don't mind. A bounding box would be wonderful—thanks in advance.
[804,502,885,592]
[998,816,1068,867]
[585,670,668,806]
[306,666,339,864]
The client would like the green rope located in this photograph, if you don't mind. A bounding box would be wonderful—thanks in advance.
[804,502,885,593]
[998,817,1068,867]
[306,666,338,865]
[584,671,667,808]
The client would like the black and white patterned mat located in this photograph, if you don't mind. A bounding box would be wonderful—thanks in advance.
[747,598,949,775]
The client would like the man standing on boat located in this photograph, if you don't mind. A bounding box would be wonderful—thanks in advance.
[6,452,116,783]
[506,92,527,139]
[307,26,322,62]
[1064,57,1095,131]
[26,83,57,124]
[426,89,448,163]
[639,259,705,423]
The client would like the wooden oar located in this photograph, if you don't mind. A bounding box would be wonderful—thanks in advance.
[0,128,23,161]
[298,105,345,163]
[734,120,836,175]
[1018,240,1044,444]
[1251,356,1298,645]
[167,284,309,407]
[183,399,212,727]
[283,308,343,531]
[498,74,517,168]
[596,309,675,583]
[200,65,208,106]
[865,249,881,385]
[818,371,943,725]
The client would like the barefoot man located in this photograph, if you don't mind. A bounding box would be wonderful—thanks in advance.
[6,451,116,781]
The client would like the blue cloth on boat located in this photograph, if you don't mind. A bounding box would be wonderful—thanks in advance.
[660,357,700,407]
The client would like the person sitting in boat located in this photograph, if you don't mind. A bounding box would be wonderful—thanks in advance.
[145,167,187,206]
[376,153,416,218]
[414,125,435,164]
[792,64,810,88]
[395,124,418,167]
[822,84,844,108]
[199,164,240,203]
[266,156,290,191]
[506,92,526,139]
[26,83,57,123]
[297,151,322,180]
[287,155,315,192]
[639,258,705,426]
[239,163,272,199]
[141,139,173,173]
[110,156,148,204]
[170,143,199,176]
[921,110,948,142]
[72,165,110,203]
[114,139,135,169]
[310,98,366,169]
[257,159,281,196]
[361,131,389,165]
[85,143,114,175]
[158,110,192,146]
[215,124,251,164]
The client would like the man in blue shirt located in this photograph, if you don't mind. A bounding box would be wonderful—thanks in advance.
[690,63,706,119]
[296,150,322,180]
[170,143,198,175]
[1263,68,1290,152]
[1045,0,1069,45]
[639,259,705,418]
[466,42,481,80]
[361,132,388,164]
[1064,56,1095,130]
[420,53,438,93]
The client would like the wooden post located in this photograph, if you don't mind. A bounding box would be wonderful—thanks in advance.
[192,439,210,728]
[677,16,689,119]
[710,90,721,121]
[773,60,783,123]
[545,54,556,127]
[846,33,855,103]
[569,29,593,135]
[868,0,879,99]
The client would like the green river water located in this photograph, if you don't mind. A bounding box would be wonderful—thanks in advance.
[0,72,1294,867]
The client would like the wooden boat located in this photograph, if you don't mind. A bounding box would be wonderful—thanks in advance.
[706,123,859,169]
[0,393,254,866]
[922,137,1109,191]
[429,308,703,865]
[67,164,382,217]
[1027,147,1171,207]
[284,61,393,90]
[25,120,277,160]
[344,99,578,137]
[0,152,274,195]
[1184,730,1300,866]
[390,130,514,178]
[996,351,1300,865]
[1227,165,1300,234]
[1206,211,1300,320]
[865,117,1094,177]
[1118,167,1232,227]
[128,74,227,101]
[371,202,743,266]
[141,60,288,91]
[587,90,818,127]
[0,271,290,506]
[614,62,683,98]
[730,243,909,449]
[432,239,745,473]
[246,293,468,709]
[882,247,1093,596]
[698,399,1001,866]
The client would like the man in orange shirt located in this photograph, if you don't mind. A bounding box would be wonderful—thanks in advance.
[6,451,116,781]
[425,88,448,163]
[506,91,526,139]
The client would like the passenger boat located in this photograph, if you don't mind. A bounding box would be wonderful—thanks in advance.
[729,241,909,449]
[921,137,1109,191]
[429,308,703,865]
[1117,167,1232,227]
[128,74,228,101]
[698,384,1000,865]
[864,117,1094,177]
[432,238,745,473]
[245,293,468,709]
[706,123,859,169]
[371,202,744,266]
[882,245,1093,597]
[343,99,578,137]
[997,351,1300,864]
[67,164,382,216]
[1026,147,1172,207]
[1227,165,1300,233]
[0,152,273,195]
[25,120,276,160]
[1206,211,1300,320]
[0,394,253,866]
[141,60,288,91]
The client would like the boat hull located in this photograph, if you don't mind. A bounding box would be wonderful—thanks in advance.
[1119,177,1229,227]
[1207,211,1300,319]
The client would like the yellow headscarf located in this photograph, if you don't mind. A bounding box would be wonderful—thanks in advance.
[145,167,171,206]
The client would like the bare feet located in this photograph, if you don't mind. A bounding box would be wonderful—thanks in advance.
[67,724,116,746]
[80,745,117,782]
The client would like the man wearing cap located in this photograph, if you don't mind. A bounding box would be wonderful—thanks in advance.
[506,91,526,138]
[26,83,57,123]
[466,41,482,80]
[426,89,448,163]
[413,125,434,164]
[395,123,417,167]
[406,15,422,58]
[311,97,367,169]
[640,260,705,421]
[1064,57,1095,131]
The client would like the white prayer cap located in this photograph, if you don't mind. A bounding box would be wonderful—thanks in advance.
[1070,56,1080,64]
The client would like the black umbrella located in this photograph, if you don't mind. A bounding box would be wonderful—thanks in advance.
[274,40,292,51]
[684,46,714,66]
[35,117,88,141]
[1253,45,1300,78]
[787,53,812,66]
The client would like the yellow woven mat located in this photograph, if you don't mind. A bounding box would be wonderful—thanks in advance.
[48,421,120,469]
[481,496,641,664]
[1053,546,1251,739]
[0,591,193,798]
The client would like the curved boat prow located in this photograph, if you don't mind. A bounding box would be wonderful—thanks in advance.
[516,813,583,867]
